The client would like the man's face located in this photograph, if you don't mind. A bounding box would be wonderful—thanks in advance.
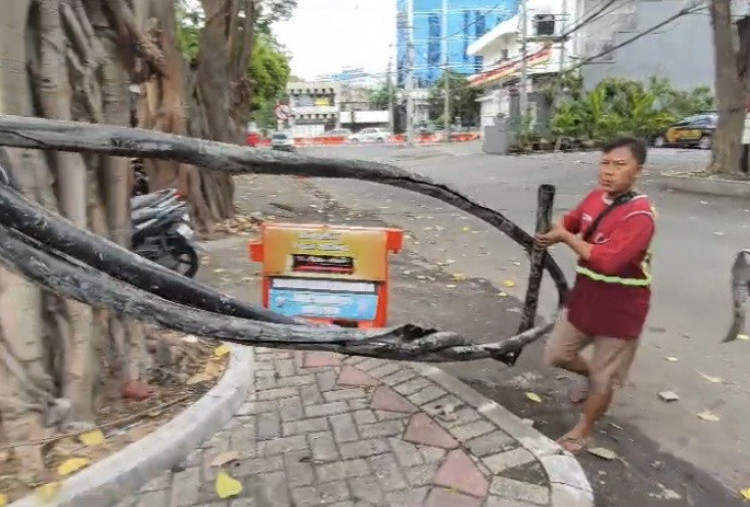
[598,146,642,196]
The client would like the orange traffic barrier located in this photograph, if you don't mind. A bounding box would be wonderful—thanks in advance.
[249,223,404,328]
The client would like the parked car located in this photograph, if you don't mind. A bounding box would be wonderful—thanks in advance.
[651,113,717,150]
[270,131,295,151]
[348,128,389,144]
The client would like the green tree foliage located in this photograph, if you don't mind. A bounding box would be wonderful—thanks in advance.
[427,71,480,126]
[550,77,714,141]
[370,84,394,110]
[174,0,293,129]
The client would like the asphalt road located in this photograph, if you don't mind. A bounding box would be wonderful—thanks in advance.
[295,142,750,497]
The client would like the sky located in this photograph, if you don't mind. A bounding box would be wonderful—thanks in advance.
[273,0,397,81]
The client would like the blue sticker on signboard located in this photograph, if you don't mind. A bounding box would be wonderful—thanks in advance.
[269,289,379,321]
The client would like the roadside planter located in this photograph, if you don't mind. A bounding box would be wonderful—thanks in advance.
[249,223,403,328]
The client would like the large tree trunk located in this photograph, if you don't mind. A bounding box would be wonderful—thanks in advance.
[708,0,746,175]
[0,0,157,473]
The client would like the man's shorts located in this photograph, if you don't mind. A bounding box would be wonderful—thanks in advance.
[543,311,640,394]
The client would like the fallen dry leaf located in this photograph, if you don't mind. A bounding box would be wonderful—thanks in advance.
[664,356,679,363]
[452,273,467,281]
[738,334,749,341]
[0,493,6,507]
[696,410,720,422]
[740,487,750,501]
[699,373,724,384]
[461,226,471,232]
[658,390,680,402]
[525,392,542,403]
[445,284,457,288]
[588,447,617,460]
[187,372,213,385]
[214,344,231,357]
[497,291,508,297]
[58,457,90,476]
[215,471,243,499]
[79,429,105,447]
[34,483,62,503]
[512,261,521,266]
[503,280,516,288]
[210,451,240,467]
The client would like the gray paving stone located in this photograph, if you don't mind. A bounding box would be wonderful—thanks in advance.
[240,470,290,507]
[275,358,296,377]
[348,476,385,504]
[309,430,339,461]
[420,445,447,463]
[299,383,324,405]
[140,471,172,492]
[256,434,308,456]
[137,488,168,507]
[339,438,390,459]
[291,480,350,507]
[484,448,537,474]
[256,411,281,440]
[168,466,201,507]
[465,430,517,458]
[348,398,370,410]
[385,486,430,506]
[324,387,367,402]
[448,418,496,442]
[315,458,370,481]
[272,373,317,388]
[392,377,432,396]
[282,416,329,436]
[357,357,386,371]
[317,369,338,391]
[380,369,418,386]
[358,419,405,439]
[367,362,402,379]
[330,413,359,443]
[375,409,411,421]
[389,438,424,467]
[256,386,298,401]
[403,462,439,487]
[352,409,377,426]
[283,449,316,487]
[407,385,447,406]
[278,396,304,421]
[305,401,349,417]
[491,476,550,505]
[232,454,284,476]
[485,496,542,507]
[368,453,407,491]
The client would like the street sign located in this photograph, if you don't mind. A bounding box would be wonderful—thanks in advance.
[249,223,403,328]
[275,104,292,121]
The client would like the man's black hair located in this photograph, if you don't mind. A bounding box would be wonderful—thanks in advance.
[602,136,648,165]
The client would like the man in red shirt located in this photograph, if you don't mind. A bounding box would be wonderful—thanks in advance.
[536,136,655,454]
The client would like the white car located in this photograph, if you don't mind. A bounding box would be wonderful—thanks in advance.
[270,131,295,151]
[348,128,389,144]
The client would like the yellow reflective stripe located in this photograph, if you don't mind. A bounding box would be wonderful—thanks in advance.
[576,266,651,286]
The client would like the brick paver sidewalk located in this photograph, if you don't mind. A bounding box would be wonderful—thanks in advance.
[121,348,590,507]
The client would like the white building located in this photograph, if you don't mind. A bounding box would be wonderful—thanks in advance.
[286,81,340,137]
[467,0,578,128]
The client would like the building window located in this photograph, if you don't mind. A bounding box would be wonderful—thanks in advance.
[534,14,555,36]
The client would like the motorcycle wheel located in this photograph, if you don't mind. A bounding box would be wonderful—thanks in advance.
[167,238,199,278]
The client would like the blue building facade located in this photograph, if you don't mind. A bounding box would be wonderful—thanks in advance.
[396,0,520,87]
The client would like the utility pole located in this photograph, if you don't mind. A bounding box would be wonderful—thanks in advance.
[519,0,529,117]
[442,0,451,142]
[386,58,395,135]
[405,0,415,146]
[559,0,567,75]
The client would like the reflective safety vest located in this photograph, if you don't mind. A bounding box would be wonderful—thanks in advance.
[575,204,656,288]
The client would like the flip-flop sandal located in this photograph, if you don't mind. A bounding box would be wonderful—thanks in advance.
[568,379,589,404]
[557,435,591,455]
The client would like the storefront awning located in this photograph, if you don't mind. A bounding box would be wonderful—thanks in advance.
[469,47,552,88]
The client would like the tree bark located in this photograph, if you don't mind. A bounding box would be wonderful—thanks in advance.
[708,0,746,175]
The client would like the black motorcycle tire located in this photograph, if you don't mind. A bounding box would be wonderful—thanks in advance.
[167,238,199,278]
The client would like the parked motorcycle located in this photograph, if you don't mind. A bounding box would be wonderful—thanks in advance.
[130,189,200,278]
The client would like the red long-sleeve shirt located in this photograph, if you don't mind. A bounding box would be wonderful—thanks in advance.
[563,189,655,339]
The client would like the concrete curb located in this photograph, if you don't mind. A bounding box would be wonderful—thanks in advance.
[409,362,595,507]
[654,171,750,198]
[11,344,254,507]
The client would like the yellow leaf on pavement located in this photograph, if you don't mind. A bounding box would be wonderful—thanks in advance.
[79,429,105,447]
[699,373,723,384]
[740,487,750,501]
[215,471,243,499]
[214,344,231,357]
[664,356,679,362]
[0,493,7,507]
[461,226,470,232]
[187,372,213,385]
[503,280,516,288]
[526,392,542,403]
[738,334,750,341]
[58,457,90,476]
[696,410,720,422]
[497,291,508,297]
[35,482,62,503]
[452,273,466,281]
